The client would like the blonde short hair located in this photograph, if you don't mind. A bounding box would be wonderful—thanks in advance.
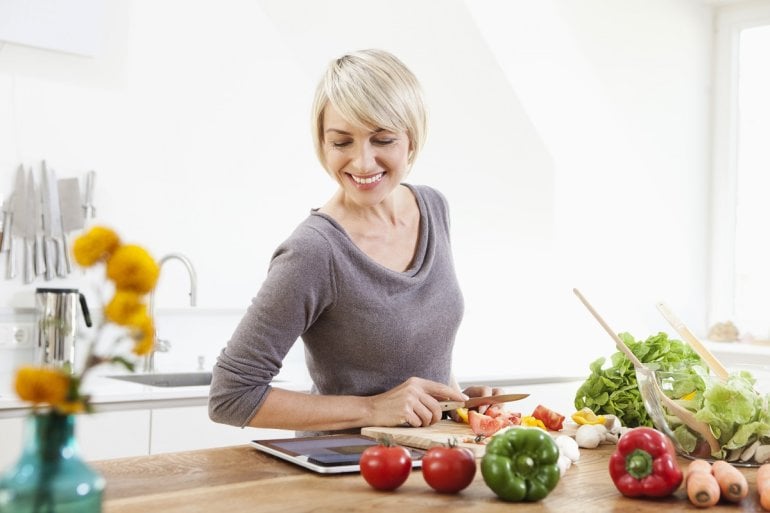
[311,49,427,170]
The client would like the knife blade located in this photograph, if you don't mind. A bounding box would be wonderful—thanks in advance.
[57,177,82,275]
[439,393,529,412]
[40,161,57,280]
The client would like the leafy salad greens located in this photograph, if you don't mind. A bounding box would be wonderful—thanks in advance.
[574,331,704,427]
[575,331,770,459]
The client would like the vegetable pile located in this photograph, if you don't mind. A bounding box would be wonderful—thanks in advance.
[574,332,705,428]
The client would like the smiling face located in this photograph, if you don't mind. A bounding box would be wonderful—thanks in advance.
[322,104,412,208]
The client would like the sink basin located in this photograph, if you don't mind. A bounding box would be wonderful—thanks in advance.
[108,372,212,387]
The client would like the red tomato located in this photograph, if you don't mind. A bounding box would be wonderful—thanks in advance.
[485,406,522,427]
[421,445,477,493]
[359,444,412,491]
[531,404,565,431]
[469,410,504,437]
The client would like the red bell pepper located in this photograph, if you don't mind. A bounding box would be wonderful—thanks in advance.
[609,427,683,498]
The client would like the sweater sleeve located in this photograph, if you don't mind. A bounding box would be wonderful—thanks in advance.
[208,226,337,427]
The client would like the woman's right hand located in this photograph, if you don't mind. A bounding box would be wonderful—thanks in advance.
[366,377,467,428]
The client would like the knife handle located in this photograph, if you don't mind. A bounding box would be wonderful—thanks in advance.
[61,233,72,274]
[53,237,67,277]
[439,401,465,412]
[23,239,34,284]
[35,235,46,275]
[5,236,16,280]
[44,238,56,280]
[0,211,12,252]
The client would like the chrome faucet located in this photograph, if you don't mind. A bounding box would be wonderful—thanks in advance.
[143,252,198,373]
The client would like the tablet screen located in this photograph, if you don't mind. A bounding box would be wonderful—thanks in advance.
[250,434,424,474]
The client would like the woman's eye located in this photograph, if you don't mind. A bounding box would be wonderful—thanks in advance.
[331,141,351,148]
[373,139,395,146]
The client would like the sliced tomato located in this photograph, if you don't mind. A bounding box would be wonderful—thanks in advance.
[531,404,565,431]
[499,411,522,427]
[483,406,520,426]
[468,410,504,437]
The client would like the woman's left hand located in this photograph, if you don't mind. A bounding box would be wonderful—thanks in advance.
[459,384,505,416]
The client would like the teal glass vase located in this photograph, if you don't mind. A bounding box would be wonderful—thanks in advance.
[0,411,105,513]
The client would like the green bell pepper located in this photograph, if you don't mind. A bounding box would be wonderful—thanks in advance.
[480,427,561,502]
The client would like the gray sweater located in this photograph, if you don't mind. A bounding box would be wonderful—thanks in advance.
[208,184,464,428]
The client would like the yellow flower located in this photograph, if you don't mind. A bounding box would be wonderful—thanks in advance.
[105,290,147,326]
[14,366,70,406]
[106,244,160,294]
[72,226,121,267]
[129,313,155,356]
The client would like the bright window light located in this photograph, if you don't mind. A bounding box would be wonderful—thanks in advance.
[734,24,770,337]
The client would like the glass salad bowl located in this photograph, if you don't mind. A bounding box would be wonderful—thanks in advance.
[636,364,770,467]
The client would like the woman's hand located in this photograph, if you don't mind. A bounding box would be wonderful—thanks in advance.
[367,377,467,428]
[462,384,505,415]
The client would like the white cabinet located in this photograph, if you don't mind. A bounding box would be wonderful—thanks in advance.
[77,410,151,461]
[149,405,292,454]
[0,410,151,470]
[0,417,25,471]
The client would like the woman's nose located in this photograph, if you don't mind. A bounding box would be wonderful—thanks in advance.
[352,142,378,172]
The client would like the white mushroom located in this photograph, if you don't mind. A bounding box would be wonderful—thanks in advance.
[555,435,580,463]
[603,415,622,435]
[575,424,607,449]
[740,440,760,461]
[754,445,770,464]
[727,448,742,462]
[556,454,572,476]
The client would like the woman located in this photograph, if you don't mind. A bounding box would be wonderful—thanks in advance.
[209,49,498,433]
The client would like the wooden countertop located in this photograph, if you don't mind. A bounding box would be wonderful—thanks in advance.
[92,444,766,512]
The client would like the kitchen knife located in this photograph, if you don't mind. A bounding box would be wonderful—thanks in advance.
[1,197,14,279]
[0,200,10,253]
[439,393,529,412]
[41,161,58,280]
[57,177,83,274]
[7,165,26,280]
[23,168,37,283]
[30,169,46,276]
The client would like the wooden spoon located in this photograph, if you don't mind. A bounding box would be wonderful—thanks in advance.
[573,288,720,455]
[656,302,729,381]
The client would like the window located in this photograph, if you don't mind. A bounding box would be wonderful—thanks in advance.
[710,3,770,340]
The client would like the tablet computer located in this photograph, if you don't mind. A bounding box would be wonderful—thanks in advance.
[250,434,424,474]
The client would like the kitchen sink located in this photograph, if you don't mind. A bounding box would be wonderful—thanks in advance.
[108,371,213,387]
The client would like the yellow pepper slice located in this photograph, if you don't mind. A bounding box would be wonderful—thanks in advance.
[521,416,546,430]
[455,407,469,424]
[571,407,606,425]
[681,390,697,401]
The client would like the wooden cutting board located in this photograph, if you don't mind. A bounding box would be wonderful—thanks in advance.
[361,420,487,457]
[361,420,579,458]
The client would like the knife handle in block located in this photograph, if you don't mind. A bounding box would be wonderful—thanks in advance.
[35,236,46,275]
[23,239,34,284]
[5,237,16,280]
[44,238,56,281]
[61,233,72,274]
[53,238,67,277]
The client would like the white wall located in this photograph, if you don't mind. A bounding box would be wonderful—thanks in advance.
[0,0,713,380]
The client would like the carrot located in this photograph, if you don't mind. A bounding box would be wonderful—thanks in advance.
[757,464,770,510]
[685,460,720,508]
[711,460,748,502]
